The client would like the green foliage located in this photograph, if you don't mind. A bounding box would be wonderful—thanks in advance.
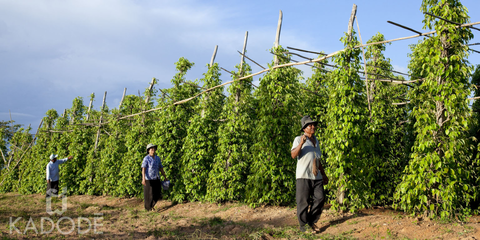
[181,63,224,201]
[95,110,128,196]
[394,0,476,219]
[152,57,199,202]
[0,126,32,193]
[207,62,255,202]
[321,31,370,212]
[14,110,58,194]
[364,33,409,206]
[245,46,302,205]
[0,120,22,165]
[115,92,155,197]
[2,11,479,220]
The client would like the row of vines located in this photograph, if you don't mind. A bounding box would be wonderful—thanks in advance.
[1,0,480,219]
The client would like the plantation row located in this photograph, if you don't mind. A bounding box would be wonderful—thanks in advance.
[2,0,480,219]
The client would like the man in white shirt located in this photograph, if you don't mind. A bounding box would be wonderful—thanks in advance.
[46,154,73,198]
[291,116,328,233]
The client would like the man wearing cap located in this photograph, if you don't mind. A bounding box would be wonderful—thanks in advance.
[46,154,73,198]
[142,143,168,211]
[291,115,328,233]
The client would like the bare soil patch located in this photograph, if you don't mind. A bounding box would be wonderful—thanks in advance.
[0,192,479,239]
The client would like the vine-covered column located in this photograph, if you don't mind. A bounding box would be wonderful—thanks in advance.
[395,0,475,219]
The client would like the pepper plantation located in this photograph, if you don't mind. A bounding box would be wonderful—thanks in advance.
[2,0,480,221]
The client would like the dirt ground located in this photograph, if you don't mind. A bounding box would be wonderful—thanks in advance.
[0,192,479,239]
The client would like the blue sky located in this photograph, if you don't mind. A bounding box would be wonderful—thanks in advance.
[1,0,480,133]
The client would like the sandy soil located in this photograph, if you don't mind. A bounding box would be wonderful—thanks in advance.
[0,192,479,239]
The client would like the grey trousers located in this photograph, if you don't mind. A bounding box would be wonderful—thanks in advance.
[296,179,325,231]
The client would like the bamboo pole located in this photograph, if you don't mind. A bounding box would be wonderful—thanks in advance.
[424,12,480,31]
[100,49,345,125]
[39,130,74,133]
[392,102,410,105]
[97,21,480,125]
[356,21,480,49]
[0,146,6,165]
[274,10,283,66]
[119,88,127,109]
[376,79,421,84]
[287,46,327,56]
[237,51,266,69]
[356,15,372,118]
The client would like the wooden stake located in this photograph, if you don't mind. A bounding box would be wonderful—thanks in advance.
[237,31,249,105]
[240,31,248,75]
[94,91,107,152]
[339,3,357,208]
[202,46,219,117]
[145,78,155,104]
[119,88,127,109]
[101,91,107,110]
[355,16,372,118]
[348,4,357,41]
[210,45,218,68]
[274,10,283,66]
[86,93,94,121]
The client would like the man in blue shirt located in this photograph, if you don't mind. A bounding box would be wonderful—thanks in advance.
[142,143,168,211]
[46,154,73,197]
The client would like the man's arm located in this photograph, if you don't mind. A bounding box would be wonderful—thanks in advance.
[160,168,168,181]
[142,168,146,186]
[291,135,307,159]
[57,156,73,164]
[318,163,328,185]
[46,165,50,183]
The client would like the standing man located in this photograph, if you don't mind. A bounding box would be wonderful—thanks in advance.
[46,154,73,198]
[142,143,168,211]
[291,116,329,233]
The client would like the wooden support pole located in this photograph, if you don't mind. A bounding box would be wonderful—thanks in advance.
[339,3,357,208]
[202,46,219,117]
[86,93,94,121]
[101,91,107,110]
[237,31,249,105]
[274,10,283,66]
[119,88,127,109]
[240,31,248,75]
[94,91,107,152]
[347,4,357,41]
[356,16,372,118]
[145,78,155,104]
[210,45,218,68]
